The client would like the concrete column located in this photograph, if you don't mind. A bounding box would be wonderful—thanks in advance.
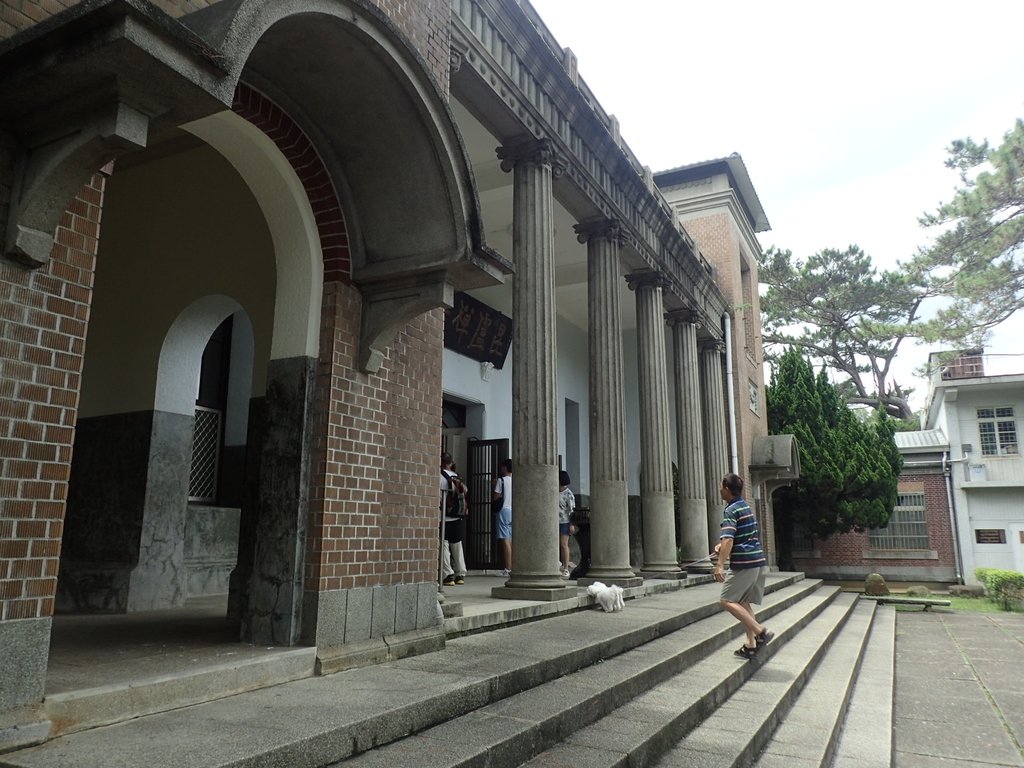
[626,272,680,576]
[700,339,729,547]
[574,220,641,587]
[668,311,709,564]
[493,138,574,600]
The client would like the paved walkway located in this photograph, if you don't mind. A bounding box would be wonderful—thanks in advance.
[895,610,1024,767]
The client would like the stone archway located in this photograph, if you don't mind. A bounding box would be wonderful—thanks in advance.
[125,297,254,612]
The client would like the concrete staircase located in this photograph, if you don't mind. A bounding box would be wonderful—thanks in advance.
[0,575,894,768]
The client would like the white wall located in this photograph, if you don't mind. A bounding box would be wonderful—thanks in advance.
[556,316,590,495]
[441,313,596,494]
[940,378,1024,581]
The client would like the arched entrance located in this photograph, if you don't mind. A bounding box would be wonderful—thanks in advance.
[0,0,502,745]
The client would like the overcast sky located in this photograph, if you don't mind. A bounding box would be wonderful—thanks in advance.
[529,0,1024,408]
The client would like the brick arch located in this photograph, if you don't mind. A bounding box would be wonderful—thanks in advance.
[232,82,350,283]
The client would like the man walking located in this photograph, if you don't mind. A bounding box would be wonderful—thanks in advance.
[713,473,773,660]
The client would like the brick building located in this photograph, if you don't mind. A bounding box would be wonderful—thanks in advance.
[0,0,785,748]
[789,428,960,585]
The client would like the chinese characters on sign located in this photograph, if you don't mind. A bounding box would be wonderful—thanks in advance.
[444,292,513,369]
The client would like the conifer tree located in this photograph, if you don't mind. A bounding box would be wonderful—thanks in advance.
[767,349,902,566]
[912,118,1024,340]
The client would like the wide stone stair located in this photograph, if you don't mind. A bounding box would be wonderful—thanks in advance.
[0,574,895,768]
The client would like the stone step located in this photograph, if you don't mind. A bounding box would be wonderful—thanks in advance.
[652,592,865,768]
[830,603,896,768]
[42,646,317,739]
[0,575,813,768]
[521,588,853,768]
[751,598,877,768]
[334,584,840,768]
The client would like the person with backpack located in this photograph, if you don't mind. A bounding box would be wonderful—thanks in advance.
[492,458,513,577]
[440,452,468,585]
[558,471,576,578]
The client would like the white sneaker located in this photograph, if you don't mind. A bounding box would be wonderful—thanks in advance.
[500,569,511,577]
[560,566,571,579]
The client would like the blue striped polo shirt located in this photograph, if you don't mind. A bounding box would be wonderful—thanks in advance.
[720,497,766,569]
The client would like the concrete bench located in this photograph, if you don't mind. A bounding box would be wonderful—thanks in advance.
[859,595,951,610]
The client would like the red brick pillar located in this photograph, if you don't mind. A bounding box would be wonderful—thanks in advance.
[0,171,104,718]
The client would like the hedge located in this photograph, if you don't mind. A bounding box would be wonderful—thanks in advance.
[975,568,1024,610]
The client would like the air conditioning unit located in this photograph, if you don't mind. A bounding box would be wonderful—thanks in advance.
[967,463,988,482]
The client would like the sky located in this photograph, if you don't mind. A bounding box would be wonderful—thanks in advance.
[528,0,1024,410]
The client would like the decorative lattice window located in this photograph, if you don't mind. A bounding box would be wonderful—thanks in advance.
[791,521,814,552]
[188,406,222,502]
[869,492,929,550]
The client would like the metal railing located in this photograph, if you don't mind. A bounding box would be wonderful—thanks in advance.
[869,493,929,550]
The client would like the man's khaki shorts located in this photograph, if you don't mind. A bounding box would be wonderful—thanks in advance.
[721,565,767,604]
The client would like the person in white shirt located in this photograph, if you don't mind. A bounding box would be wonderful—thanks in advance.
[492,459,512,577]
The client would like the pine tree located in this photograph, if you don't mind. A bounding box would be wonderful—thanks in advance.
[912,118,1024,342]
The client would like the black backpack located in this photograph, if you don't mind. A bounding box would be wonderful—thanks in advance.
[443,470,468,517]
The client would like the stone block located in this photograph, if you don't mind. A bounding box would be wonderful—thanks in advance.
[304,588,347,648]
[370,585,397,639]
[864,573,889,596]
[0,617,50,710]
[344,586,373,643]
[417,581,442,628]
[394,583,419,633]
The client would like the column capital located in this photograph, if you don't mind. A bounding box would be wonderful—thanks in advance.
[625,270,670,292]
[496,138,566,177]
[574,217,626,246]
[699,338,726,354]
[666,308,701,326]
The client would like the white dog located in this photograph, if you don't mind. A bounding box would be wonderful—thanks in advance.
[587,581,625,612]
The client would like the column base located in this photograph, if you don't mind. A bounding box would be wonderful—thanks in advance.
[491,585,578,601]
[577,575,643,588]
[637,567,684,580]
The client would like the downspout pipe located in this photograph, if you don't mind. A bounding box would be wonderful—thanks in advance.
[943,452,966,584]
[723,313,739,475]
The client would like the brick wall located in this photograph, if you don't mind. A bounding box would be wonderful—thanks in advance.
[0,173,104,622]
[307,290,441,592]
[0,0,76,38]
[792,472,956,573]
[1,1,451,88]
[232,84,351,282]
[234,83,442,594]
[681,212,762,476]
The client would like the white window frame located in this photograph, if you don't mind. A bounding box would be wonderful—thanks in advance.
[977,406,1018,456]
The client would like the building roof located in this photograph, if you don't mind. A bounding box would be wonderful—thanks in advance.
[653,153,770,233]
[894,428,948,453]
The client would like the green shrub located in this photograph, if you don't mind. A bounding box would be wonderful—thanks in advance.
[975,568,1024,611]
